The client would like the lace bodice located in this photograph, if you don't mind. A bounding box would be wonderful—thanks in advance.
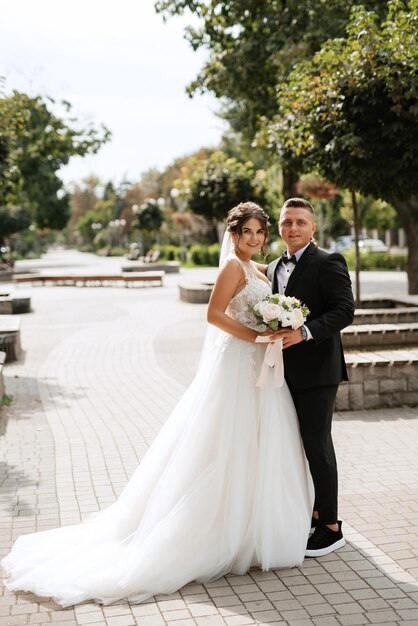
[225,256,271,331]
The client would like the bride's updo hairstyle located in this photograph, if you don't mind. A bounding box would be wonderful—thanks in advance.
[226,201,271,257]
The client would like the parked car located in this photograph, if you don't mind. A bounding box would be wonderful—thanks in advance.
[329,236,356,252]
[358,238,389,253]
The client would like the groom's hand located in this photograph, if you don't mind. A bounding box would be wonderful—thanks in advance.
[271,328,304,349]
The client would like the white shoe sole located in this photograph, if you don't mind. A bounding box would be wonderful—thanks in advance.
[305,536,346,558]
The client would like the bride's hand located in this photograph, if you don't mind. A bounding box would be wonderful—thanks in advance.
[258,329,276,342]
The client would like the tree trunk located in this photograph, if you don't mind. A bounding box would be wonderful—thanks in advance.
[282,170,299,200]
[393,196,418,294]
[351,190,361,308]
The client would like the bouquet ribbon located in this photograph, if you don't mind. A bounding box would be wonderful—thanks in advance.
[255,337,284,388]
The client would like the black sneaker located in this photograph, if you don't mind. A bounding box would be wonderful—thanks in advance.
[310,516,319,534]
[305,520,345,557]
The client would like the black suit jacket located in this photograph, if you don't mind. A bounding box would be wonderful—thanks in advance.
[267,243,355,389]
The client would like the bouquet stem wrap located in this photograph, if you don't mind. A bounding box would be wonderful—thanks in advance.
[255,337,284,388]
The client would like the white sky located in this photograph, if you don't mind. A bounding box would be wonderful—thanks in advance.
[0,0,225,187]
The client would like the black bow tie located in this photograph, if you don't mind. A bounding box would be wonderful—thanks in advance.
[281,253,297,265]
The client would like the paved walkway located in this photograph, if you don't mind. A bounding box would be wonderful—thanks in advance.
[0,251,417,626]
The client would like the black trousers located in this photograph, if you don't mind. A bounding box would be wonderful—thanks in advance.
[286,381,339,525]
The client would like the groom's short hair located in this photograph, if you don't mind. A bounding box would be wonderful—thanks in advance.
[282,198,315,216]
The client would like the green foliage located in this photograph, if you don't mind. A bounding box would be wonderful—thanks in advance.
[0,90,110,235]
[135,198,164,233]
[0,206,31,243]
[268,0,418,206]
[156,1,388,149]
[189,243,220,266]
[342,248,407,271]
[155,244,181,261]
[186,151,266,223]
[1,394,13,407]
[339,192,399,231]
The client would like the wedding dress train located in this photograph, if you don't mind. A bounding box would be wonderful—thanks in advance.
[2,257,313,607]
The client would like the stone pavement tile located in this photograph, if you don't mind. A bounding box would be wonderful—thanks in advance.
[359,596,391,610]
[242,600,273,613]
[234,586,260,595]
[248,571,277,582]
[278,607,310,620]
[336,615,370,625]
[218,605,248,617]
[388,597,418,610]
[263,590,293,602]
[74,612,107,624]
[236,592,265,602]
[157,601,187,612]
[195,616,226,626]
[396,607,418,620]
[364,608,400,622]
[287,584,317,597]
[162,609,191,621]
[208,587,235,599]
[305,574,336,585]
[312,617,340,626]
[50,610,77,622]
[183,594,211,604]
[188,603,219,617]
[334,603,365,615]
[131,603,161,617]
[161,620,195,626]
[313,582,346,595]
[272,598,302,612]
[135,616,166,626]
[224,615,254,625]
[256,580,286,594]
[305,602,336,617]
[249,609,281,622]
[2,618,31,626]
[10,603,39,615]
[28,612,52,623]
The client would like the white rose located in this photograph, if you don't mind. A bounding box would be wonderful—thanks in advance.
[262,303,282,323]
[289,308,305,329]
[280,311,293,327]
[254,300,268,315]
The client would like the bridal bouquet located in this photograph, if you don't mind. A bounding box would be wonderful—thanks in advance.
[250,293,310,331]
[249,294,310,388]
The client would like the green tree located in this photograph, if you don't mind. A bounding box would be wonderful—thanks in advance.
[0,206,31,245]
[0,90,110,235]
[268,0,418,292]
[183,151,266,234]
[135,198,165,251]
[156,0,388,196]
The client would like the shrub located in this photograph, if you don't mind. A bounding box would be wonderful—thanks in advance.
[190,244,211,265]
[208,243,220,266]
[342,248,407,271]
[156,245,181,261]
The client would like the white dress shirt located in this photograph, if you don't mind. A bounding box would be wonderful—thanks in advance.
[276,242,313,341]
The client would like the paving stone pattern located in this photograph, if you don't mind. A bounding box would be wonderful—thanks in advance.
[0,277,417,626]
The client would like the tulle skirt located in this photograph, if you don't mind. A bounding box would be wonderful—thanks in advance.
[2,336,313,607]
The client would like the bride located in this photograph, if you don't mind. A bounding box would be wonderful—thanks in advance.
[2,202,313,607]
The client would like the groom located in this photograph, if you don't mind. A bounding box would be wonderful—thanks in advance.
[267,197,355,557]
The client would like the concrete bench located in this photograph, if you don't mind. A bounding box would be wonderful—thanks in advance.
[0,316,22,363]
[336,348,418,411]
[179,282,214,304]
[12,272,164,288]
[0,351,5,399]
[0,294,31,314]
[122,261,180,274]
[342,322,418,349]
[354,307,418,325]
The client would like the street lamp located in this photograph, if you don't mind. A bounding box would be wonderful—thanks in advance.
[170,188,188,264]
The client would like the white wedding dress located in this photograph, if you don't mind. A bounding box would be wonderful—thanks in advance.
[2,256,313,607]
